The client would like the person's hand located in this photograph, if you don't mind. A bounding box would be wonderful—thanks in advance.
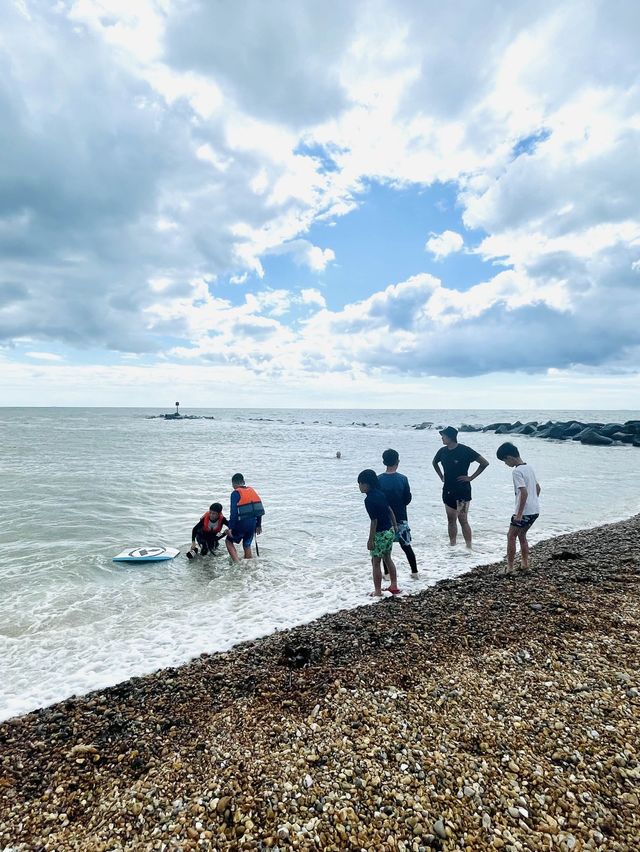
[256,526,262,535]
[367,538,374,551]
[456,475,472,483]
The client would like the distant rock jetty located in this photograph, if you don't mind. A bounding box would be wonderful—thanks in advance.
[456,419,640,447]
[146,413,215,421]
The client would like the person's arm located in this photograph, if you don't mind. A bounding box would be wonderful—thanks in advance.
[191,519,203,546]
[216,518,230,541]
[432,452,444,482]
[229,492,239,529]
[367,518,377,551]
[404,479,412,506]
[457,453,489,483]
[536,482,541,497]
[514,486,528,521]
[389,508,398,534]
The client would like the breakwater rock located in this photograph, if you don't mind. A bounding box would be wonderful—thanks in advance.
[458,419,640,446]
[145,414,216,421]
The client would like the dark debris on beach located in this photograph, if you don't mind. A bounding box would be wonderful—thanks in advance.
[1,518,640,850]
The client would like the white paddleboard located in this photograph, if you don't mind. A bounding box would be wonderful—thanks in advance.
[112,546,180,563]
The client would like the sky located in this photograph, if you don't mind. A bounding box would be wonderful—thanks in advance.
[0,0,639,408]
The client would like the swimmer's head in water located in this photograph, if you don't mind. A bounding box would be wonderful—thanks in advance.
[336,451,341,458]
[382,448,399,467]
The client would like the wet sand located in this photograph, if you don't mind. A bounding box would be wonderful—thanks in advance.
[1,517,639,851]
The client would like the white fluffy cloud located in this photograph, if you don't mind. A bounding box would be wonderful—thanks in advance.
[425,230,464,260]
[1,0,639,402]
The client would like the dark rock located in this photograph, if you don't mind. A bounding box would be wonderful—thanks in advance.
[623,420,640,435]
[458,424,482,432]
[483,422,511,432]
[511,423,537,435]
[611,433,635,444]
[598,423,624,438]
[563,421,585,436]
[578,430,614,446]
[551,551,583,561]
[537,424,572,439]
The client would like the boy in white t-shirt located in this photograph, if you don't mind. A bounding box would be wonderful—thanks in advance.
[496,442,541,575]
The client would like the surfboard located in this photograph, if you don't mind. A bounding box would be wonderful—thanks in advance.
[112,546,180,563]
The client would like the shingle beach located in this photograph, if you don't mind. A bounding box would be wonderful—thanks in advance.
[2,517,639,851]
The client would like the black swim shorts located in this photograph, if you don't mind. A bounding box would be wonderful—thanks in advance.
[442,486,471,510]
[510,513,539,529]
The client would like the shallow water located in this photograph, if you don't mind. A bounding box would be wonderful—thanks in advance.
[1,406,638,720]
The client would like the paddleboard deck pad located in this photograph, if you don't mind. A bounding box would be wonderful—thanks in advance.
[113,546,180,563]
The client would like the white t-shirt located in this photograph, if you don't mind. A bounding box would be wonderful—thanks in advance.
[512,463,540,515]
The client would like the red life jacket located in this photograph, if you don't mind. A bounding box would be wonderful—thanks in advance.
[235,486,265,521]
[203,511,225,534]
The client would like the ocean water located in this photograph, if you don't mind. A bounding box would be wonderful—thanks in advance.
[1,407,639,721]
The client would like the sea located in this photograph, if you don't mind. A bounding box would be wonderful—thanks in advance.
[1,407,639,721]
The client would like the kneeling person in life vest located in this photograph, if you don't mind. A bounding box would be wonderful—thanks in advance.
[226,473,265,562]
[188,502,229,559]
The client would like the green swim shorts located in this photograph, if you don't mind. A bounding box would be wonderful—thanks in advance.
[370,528,395,558]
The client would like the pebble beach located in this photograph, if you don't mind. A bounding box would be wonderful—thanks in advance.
[1,517,639,851]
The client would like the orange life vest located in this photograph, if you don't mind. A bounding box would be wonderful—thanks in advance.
[203,511,225,534]
[235,486,265,521]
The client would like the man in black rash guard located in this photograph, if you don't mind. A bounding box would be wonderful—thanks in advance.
[432,426,489,549]
[379,448,418,575]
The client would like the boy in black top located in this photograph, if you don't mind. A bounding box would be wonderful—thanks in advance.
[358,469,400,597]
[379,448,418,574]
[432,426,488,548]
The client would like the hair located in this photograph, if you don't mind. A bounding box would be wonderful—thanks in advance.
[231,473,245,486]
[210,502,222,513]
[496,442,519,460]
[357,469,380,490]
[382,448,399,467]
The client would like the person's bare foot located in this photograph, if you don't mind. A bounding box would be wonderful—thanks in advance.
[384,586,402,594]
[369,590,383,597]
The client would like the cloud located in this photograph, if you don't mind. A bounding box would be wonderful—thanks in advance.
[163,0,358,127]
[266,239,335,272]
[24,351,63,361]
[1,0,640,401]
[425,230,464,260]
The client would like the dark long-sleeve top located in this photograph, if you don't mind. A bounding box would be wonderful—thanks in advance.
[378,472,412,522]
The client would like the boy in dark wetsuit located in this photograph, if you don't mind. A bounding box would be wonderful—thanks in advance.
[187,502,228,559]
[379,448,418,575]
[432,426,489,548]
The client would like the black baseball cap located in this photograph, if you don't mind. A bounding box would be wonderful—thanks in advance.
[439,426,458,440]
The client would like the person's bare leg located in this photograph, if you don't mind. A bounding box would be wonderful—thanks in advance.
[226,537,240,563]
[519,529,530,570]
[371,556,383,596]
[457,501,472,548]
[506,527,517,572]
[383,553,400,592]
[243,546,253,559]
[445,505,458,544]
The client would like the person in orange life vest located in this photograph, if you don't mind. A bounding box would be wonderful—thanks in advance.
[187,502,229,559]
[225,473,265,563]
